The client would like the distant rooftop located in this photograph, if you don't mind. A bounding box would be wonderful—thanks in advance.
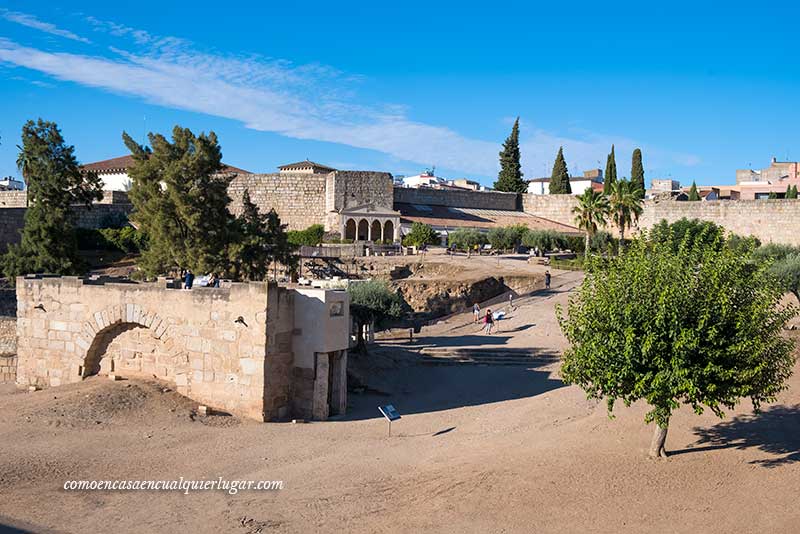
[278,160,336,173]
[82,155,251,175]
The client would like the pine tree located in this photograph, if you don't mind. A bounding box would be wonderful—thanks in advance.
[631,148,645,198]
[687,181,701,201]
[603,145,617,195]
[549,146,572,194]
[2,119,103,278]
[228,190,297,281]
[123,126,236,277]
[493,117,526,193]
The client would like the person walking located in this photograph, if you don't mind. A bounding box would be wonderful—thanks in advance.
[483,309,494,335]
[508,292,514,310]
[184,269,195,290]
[545,270,551,290]
[473,302,481,323]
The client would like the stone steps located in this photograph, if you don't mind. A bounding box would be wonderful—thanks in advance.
[418,347,559,366]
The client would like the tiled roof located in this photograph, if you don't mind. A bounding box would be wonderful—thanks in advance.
[278,160,336,172]
[81,155,251,175]
[395,203,581,233]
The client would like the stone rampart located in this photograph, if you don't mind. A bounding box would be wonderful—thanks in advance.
[0,191,27,208]
[394,187,519,210]
[15,276,349,421]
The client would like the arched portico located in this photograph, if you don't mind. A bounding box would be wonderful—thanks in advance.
[339,204,402,243]
[344,219,357,241]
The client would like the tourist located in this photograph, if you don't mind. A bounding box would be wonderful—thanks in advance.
[473,302,481,323]
[208,272,220,288]
[483,309,494,335]
[545,270,551,290]
[184,269,195,290]
[508,292,514,310]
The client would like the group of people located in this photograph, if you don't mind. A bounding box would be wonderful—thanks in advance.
[472,270,551,335]
[181,269,220,290]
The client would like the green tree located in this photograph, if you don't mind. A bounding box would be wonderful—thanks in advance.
[2,119,103,279]
[609,179,644,250]
[287,224,325,246]
[549,146,572,194]
[558,232,796,458]
[572,188,610,257]
[494,117,526,193]
[403,222,440,247]
[770,253,800,303]
[687,181,701,201]
[792,185,799,199]
[487,224,528,251]
[768,191,778,200]
[227,190,295,281]
[651,218,724,252]
[349,280,408,349]
[448,228,487,255]
[123,126,236,277]
[522,229,569,252]
[785,185,793,199]
[630,148,645,198]
[603,145,617,195]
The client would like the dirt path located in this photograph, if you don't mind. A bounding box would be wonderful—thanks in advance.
[1,271,799,533]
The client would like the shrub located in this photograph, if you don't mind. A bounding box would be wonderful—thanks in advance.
[75,227,147,253]
[447,228,486,250]
[287,224,325,246]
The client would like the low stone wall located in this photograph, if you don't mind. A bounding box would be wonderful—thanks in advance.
[0,355,16,383]
[394,187,520,211]
[0,316,16,356]
[0,191,27,208]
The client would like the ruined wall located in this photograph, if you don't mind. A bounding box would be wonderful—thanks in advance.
[638,199,800,245]
[0,208,25,252]
[521,194,800,245]
[326,171,394,233]
[15,276,289,420]
[0,191,27,208]
[0,355,16,383]
[228,172,328,231]
[394,187,519,210]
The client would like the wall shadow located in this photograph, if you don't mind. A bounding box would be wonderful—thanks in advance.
[672,404,800,467]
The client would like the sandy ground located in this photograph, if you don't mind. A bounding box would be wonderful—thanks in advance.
[1,270,799,534]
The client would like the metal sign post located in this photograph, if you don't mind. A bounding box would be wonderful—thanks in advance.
[378,404,401,437]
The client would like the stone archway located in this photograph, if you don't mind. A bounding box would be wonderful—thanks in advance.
[371,220,382,242]
[344,219,357,241]
[357,219,369,241]
[384,220,395,243]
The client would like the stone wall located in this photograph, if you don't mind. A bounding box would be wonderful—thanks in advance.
[15,276,349,421]
[0,316,16,355]
[228,172,328,231]
[521,194,800,245]
[521,194,578,226]
[0,191,27,208]
[0,208,26,252]
[0,355,16,383]
[394,187,519,211]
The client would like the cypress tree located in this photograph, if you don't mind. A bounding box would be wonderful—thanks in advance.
[2,119,103,278]
[786,185,792,199]
[631,148,645,198]
[792,185,798,199]
[494,117,526,193]
[549,146,572,194]
[123,126,236,277]
[603,145,617,195]
[687,181,701,201]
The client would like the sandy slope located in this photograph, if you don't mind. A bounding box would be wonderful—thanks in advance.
[1,271,798,534]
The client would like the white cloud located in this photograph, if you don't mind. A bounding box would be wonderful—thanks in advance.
[0,14,699,178]
[0,9,91,44]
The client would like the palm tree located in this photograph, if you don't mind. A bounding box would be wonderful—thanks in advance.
[572,188,610,257]
[609,179,644,252]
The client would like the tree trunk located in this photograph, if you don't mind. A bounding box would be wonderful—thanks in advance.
[584,233,590,258]
[649,421,669,458]
[618,224,625,254]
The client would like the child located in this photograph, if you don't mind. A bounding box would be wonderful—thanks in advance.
[473,302,481,323]
[483,309,494,335]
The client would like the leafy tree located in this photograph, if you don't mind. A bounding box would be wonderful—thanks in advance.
[558,232,797,458]
[494,117,526,193]
[448,228,487,255]
[549,146,572,194]
[609,179,644,250]
[402,222,439,247]
[287,224,325,246]
[123,126,235,277]
[522,229,569,252]
[769,253,800,303]
[630,148,645,199]
[603,145,617,195]
[572,188,610,257]
[348,280,408,349]
[687,181,701,201]
[752,242,800,263]
[487,224,528,251]
[2,119,103,279]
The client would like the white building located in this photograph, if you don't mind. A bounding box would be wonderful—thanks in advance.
[526,169,604,196]
[401,170,445,188]
[0,177,24,191]
[81,155,250,191]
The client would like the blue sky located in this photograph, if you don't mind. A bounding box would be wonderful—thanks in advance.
[0,1,798,187]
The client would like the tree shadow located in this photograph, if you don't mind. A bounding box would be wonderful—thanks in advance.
[343,345,564,421]
[672,404,800,467]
